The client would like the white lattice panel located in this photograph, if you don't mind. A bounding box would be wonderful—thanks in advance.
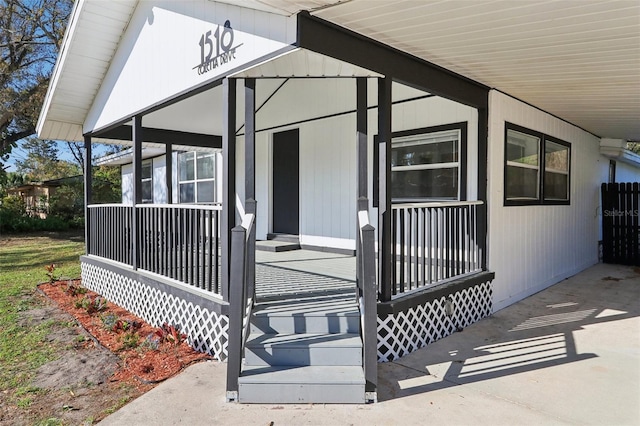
[81,262,229,360]
[377,281,492,362]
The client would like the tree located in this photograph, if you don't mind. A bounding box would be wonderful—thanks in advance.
[15,136,79,182]
[628,142,640,154]
[92,164,122,203]
[0,0,73,177]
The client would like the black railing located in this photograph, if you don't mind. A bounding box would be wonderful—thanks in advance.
[87,204,133,265]
[87,203,222,296]
[225,212,256,402]
[356,198,377,400]
[387,201,483,299]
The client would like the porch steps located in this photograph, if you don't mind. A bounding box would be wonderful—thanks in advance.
[237,292,365,404]
[257,234,301,252]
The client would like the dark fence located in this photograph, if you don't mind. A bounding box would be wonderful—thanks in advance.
[389,201,483,298]
[601,182,639,266]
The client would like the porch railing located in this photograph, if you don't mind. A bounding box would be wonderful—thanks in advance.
[87,204,133,265]
[87,203,222,296]
[388,200,484,299]
[226,212,256,402]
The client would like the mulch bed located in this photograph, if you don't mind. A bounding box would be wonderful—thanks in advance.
[38,280,212,391]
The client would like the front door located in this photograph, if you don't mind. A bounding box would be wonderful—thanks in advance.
[272,129,299,235]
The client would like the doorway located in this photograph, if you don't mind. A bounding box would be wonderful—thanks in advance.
[272,129,299,235]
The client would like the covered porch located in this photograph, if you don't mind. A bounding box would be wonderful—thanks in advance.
[41,3,494,404]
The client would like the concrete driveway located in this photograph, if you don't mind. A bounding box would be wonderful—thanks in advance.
[101,263,640,425]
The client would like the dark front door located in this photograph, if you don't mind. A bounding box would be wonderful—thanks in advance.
[272,129,299,235]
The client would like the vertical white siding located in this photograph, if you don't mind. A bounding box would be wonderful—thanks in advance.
[85,0,297,133]
[615,161,640,182]
[487,90,609,311]
[121,164,133,205]
[249,78,479,249]
[153,155,167,204]
[119,155,168,204]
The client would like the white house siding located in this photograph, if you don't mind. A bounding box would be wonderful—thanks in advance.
[120,156,168,204]
[487,90,609,311]
[121,163,133,204]
[84,0,297,134]
[615,161,640,182]
[235,79,479,249]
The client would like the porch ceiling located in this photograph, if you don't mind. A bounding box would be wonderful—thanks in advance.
[38,0,639,144]
[140,77,428,138]
[220,0,640,141]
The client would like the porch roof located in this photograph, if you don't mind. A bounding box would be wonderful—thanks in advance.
[39,1,638,144]
[36,1,383,144]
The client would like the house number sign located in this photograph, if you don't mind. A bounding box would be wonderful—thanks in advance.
[193,20,243,75]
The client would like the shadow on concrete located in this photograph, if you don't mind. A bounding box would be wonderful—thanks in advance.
[377,264,640,402]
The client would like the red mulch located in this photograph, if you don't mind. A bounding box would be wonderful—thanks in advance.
[38,280,212,391]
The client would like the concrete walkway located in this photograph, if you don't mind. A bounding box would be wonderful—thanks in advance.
[100,263,640,425]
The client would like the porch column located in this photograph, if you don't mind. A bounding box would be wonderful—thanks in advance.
[477,107,488,270]
[221,78,237,301]
[132,115,143,271]
[83,135,92,255]
[356,77,368,294]
[245,78,256,294]
[165,141,173,204]
[357,78,368,201]
[378,77,392,302]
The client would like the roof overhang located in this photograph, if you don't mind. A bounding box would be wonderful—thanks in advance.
[37,0,138,143]
[37,1,488,144]
[600,139,640,169]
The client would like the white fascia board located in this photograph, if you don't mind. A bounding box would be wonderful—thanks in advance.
[36,0,86,138]
[600,146,640,169]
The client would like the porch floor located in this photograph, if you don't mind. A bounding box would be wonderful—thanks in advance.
[255,249,357,302]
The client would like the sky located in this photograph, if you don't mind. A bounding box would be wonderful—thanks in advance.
[5,141,111,173]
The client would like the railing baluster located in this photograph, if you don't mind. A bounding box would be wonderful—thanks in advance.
[387,201,483,297]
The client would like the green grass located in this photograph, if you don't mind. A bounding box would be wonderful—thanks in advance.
[0,231,85,396]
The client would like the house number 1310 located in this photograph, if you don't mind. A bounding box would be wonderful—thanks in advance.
[198,20,234,66]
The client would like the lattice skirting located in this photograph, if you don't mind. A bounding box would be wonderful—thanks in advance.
[81,262,229,360]
[377,280,493,362]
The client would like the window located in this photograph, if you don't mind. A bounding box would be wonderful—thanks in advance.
[141,160,153,203]
[504,123,570,205]
[178,151,216,203]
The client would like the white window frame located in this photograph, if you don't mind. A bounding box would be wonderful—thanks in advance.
[178,151,217,204]
[391,128,462,202]
[141,160,153,204]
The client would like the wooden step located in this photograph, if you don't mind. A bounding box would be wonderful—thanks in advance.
[256,240,301,252]
[245,332,362,366]
[238,365,365,404]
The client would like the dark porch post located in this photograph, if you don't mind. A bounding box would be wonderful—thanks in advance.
[356,77,377,395]
[378,77,392,302]
[245,78,257,295]
[357,78,368,202]
[83,135,92,255]
[356,77,368,290]
[221,78,237,302]
[165,141,173,204]
[132,115,142,271]
[477,107,488,270]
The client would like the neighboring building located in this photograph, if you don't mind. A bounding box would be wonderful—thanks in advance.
[36,0,639,404]
[7,176,82,219]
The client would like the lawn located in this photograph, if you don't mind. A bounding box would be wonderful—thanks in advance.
[0,231,85,411]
